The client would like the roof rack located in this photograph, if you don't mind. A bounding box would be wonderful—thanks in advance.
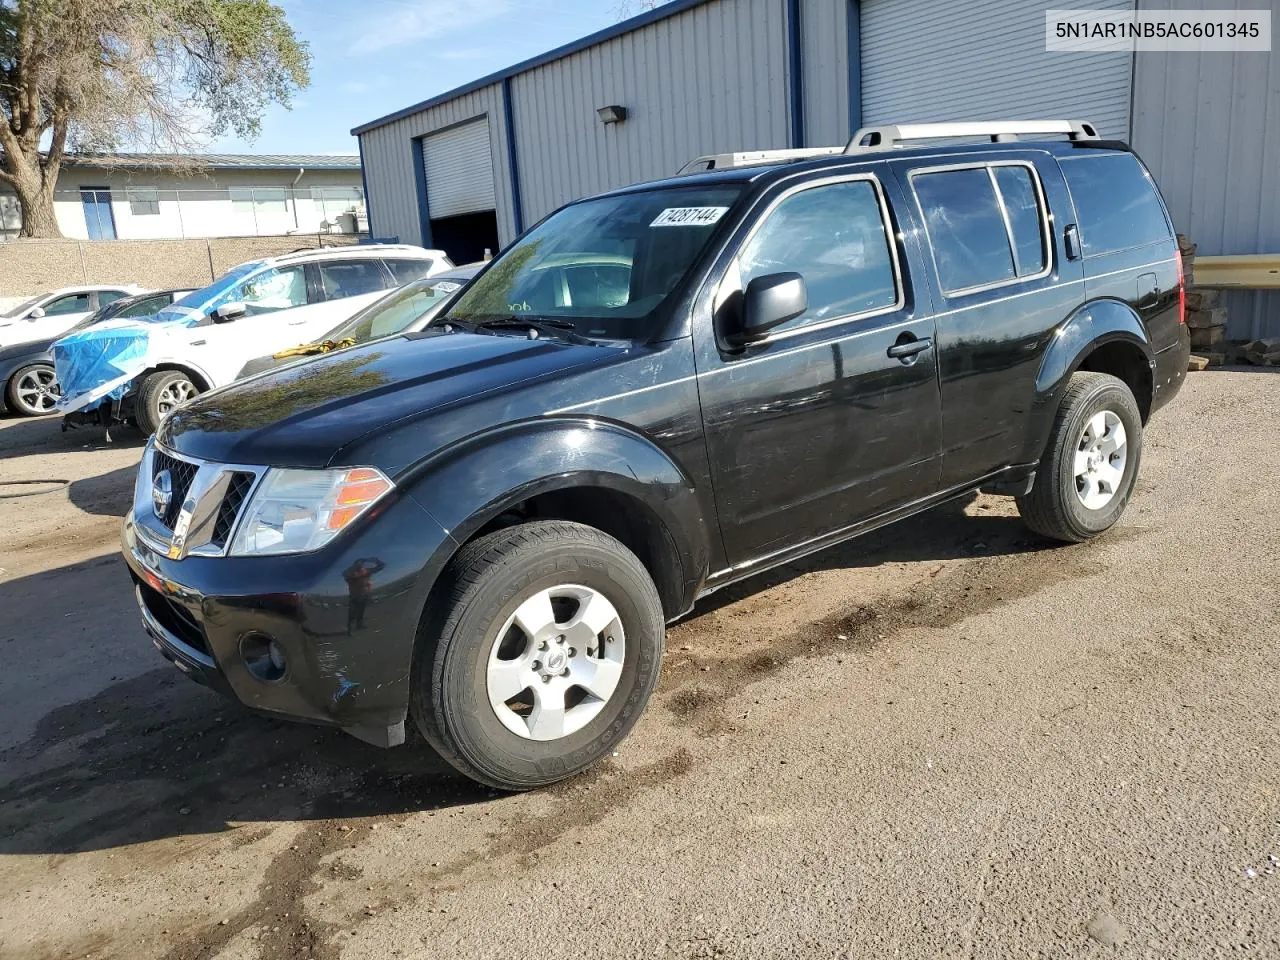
[676,146,844,175]
[845,120,1100,152]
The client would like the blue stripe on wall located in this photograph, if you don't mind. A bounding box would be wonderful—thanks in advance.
[787,0,805,148]
[411,137,433,247]
[502,77,525,236]
[847,0,862,137]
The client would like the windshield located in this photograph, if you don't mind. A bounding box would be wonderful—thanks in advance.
[446,184,742,339]
[151,261,265,324]
[327,277,464,343]
[1,294,44,319]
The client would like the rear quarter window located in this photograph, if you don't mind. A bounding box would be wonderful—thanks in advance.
[1059,153,1172,256]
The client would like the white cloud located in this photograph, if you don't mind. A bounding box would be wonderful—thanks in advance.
[350,0,512,55]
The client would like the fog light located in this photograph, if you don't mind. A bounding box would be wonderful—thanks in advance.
[241,631,288,683]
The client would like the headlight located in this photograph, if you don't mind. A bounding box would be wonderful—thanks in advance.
[229,467,393,557]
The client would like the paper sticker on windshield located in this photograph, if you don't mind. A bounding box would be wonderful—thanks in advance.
[650,206,729,227]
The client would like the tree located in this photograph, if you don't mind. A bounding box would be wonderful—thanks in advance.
[0,0,310,237]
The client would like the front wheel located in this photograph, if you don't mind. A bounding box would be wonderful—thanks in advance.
[1017,371,1143,543]
[136,370,199,435]
[5,363,59,416]
[411,520,665,791]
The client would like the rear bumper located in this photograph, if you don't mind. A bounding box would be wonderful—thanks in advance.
[1150,324,1191,417]
[121,490,457,747]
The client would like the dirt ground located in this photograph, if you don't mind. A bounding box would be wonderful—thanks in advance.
[1,370,1277,960]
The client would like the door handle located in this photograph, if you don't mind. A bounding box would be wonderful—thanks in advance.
[887,336,932,362]
[1065,223,1082,261]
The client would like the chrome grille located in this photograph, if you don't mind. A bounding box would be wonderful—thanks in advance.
[152,449,199,528]
[211,472,256,549]
[133,442,265,559]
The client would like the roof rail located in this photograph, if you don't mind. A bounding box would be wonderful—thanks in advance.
[676,146,843,175]
[845,120,1101,152]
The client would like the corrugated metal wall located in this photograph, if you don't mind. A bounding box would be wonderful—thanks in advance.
[1131,0,1280,340]
[860,0,1135,142]
[358,84,515,247]
[508,0,792,227]
[800,0,853,147]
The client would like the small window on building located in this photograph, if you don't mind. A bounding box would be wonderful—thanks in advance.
[913,168,1016,294]
[735,179,899,335]
[1060,153,1172,256]
[991,166,1048,277]
[230,187,289,215]
[127,188,160,216]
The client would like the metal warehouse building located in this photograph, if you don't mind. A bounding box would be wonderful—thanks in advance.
[354,0,1279,338]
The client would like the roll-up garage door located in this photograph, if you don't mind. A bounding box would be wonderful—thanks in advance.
[421,118,496,219]
[860,0,1135,143]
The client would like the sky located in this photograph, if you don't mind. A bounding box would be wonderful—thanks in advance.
[212,0,647,156]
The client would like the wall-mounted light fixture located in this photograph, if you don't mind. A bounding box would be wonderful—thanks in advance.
[597,105,628,125]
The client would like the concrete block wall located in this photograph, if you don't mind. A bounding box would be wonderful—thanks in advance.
[0,234,360,299]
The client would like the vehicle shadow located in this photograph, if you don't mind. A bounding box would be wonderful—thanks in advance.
[688,493,1054,618]
[66,464,137,517]
[0,494,1043,856]
[0,412,147,461]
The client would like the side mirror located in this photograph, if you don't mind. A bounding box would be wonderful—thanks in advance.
[212,301,247,323]
[737,272,807,343]
[28,306,46,320]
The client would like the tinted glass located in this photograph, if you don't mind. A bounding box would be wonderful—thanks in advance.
[736,179,897,333]
[318,261,389,299]
[1060,153,1171,255]
[448,184,742,340]
[914,168,1015,293]
[97,290,129,306]
[993,166,1047,276]
[43,293,92,315]
[330,280,459,342]
[386,259,435,283]
[233,265,308,315]
[117,293,172,318]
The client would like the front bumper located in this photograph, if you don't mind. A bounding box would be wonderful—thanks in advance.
[121,486,457,747]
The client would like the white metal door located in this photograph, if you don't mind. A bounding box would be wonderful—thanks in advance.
[860,0,1135,142]
[421,118,497,219]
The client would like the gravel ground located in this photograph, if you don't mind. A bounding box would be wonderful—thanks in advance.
[0,369,1277,960]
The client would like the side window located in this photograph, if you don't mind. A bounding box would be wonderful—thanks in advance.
[117,294,169,318]
[913,168,1016,294]
[737,179,898,334]
[97,290,129,307]
[1060,153,1172,256]
[317,261,391,300]
[992,166,1047,277]
[43,293,93,315]
[385,258,434,284]
[233,266,309,315]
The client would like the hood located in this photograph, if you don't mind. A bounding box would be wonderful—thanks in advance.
[159,330,620,468]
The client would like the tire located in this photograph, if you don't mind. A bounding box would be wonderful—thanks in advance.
[5,363,59,417]
[411,520,665,791]
[1017,372,1143,543]
[136,370,199,435]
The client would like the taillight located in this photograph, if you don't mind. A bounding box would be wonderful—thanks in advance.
[1175,252,1187,325]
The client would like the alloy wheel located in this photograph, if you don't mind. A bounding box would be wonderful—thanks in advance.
[156,378,196,417]
[13,366,59,415]
[1074,409,1127,510]
[485,583,626,741]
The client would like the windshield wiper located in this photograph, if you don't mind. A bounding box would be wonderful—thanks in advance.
[471,315,597,346]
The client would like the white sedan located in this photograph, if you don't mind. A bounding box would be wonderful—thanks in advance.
[0,285,149,348]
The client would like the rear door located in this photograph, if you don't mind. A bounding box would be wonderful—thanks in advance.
[891,152,1083,486]
[695,168,943,565]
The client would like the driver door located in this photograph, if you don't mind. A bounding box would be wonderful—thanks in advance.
[181,264,314,385]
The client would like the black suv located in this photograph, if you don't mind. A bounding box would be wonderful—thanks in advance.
[122,121,1189,791]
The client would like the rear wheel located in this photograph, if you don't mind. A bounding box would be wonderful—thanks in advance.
[136,370,199,435]
[6,363,59,416]
[1017,372,1143,542]
[411,520,665,791]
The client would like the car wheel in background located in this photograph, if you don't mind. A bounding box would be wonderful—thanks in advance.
[411,520,666,791]
[1017,371,1143,543]
[6,363,60,417]
[136,370,199,435]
